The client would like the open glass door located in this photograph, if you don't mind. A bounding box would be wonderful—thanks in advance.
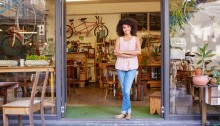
[61,0,67,118]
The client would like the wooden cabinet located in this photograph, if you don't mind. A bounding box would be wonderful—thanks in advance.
[66,52,88,82]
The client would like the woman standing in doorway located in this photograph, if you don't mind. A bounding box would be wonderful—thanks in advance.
[114,18,141,120]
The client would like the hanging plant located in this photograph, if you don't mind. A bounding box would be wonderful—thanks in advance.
[169,0,199,33]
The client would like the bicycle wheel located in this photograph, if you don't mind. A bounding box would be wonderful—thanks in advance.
[66,25,73,39]
[94,25,108,38]
[0,36,26,60]
[16,1,36,40]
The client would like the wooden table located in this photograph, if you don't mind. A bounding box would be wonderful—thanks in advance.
[0,66,55,113]
[0,82,19,104]
[194,85,207,126]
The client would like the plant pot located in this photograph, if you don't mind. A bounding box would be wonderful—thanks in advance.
[192,75,209,86]
[194,68,202,76]
[25,60,50,66]
[210,77,217,84]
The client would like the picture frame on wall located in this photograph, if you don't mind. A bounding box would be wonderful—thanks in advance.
[121,13,148,31]
[149,12,161,31]
[88,48,95,58]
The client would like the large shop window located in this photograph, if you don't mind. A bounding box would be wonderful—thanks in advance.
[0,0,56,115]
[169,0,220,116]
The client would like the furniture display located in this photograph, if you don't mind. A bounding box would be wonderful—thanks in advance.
[0,66,55,113]
[67,52,88,87]
[3,70,49,126]
[0,82,19,104]
[149,91,161,115]
[146,63,161,88]
[97,62,115,88]
[67,65,86,95]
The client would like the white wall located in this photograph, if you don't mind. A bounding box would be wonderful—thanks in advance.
[66,2,161,47]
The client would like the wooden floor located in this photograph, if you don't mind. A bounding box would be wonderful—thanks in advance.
[67,83,159,107]
[67,82,220,115]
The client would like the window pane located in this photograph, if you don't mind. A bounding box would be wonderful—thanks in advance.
[0,0,56,115]
[169,0,220,115]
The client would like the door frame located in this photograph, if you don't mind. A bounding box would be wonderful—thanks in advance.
[55,0,67,120]
[57,0,168,120]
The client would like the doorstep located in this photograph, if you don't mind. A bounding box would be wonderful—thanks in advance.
[5,118,220,126]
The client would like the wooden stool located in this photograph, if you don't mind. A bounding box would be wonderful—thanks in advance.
[150,91,161,115]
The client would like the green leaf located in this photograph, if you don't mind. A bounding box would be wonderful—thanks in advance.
[207,54,216,58]
[194,52,202,57]
[205,50,212,56]
[203,43,208,51]
[197,60,202,65]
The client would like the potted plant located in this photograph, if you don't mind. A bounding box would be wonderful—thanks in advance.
[192,43,215,85]
[151,46,161,63]
[25,54,50,66]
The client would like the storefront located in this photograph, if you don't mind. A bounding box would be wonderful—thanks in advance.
[0,0,219,125]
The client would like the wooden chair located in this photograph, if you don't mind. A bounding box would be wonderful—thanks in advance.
[133,66,145,101]
[67,65,79,95]
[2,70,49,126]
[101,66,117,99]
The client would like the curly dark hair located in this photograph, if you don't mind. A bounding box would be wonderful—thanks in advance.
[116,18,138,36]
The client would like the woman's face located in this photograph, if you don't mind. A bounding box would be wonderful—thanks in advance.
[122,24,131,35]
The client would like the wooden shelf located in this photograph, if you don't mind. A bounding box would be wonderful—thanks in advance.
[147,63,161,67]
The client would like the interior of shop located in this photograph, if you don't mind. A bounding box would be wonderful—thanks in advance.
[0,0,219,121]
[65,1,163,118]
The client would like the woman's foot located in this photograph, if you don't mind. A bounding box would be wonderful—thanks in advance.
[114,114,126,119]
[125,113,131,120]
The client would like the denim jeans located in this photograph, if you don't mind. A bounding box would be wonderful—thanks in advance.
[116,69,137,114]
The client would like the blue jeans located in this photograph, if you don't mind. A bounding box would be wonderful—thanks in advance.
[116,69,137,114]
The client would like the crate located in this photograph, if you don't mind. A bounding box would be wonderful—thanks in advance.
[205,86,220,105]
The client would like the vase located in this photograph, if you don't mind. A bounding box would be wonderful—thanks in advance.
[192,75,209,86]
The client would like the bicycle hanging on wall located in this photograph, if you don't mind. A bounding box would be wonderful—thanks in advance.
[66,16,109,39]
[0,0,37,39]
[0,0,37,59]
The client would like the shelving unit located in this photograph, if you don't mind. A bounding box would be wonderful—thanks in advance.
[141,34,161,88]
[146,63,161,88]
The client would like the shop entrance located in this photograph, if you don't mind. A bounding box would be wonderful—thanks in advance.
[64,0,163,119]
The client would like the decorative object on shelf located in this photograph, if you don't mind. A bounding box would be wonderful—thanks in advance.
[88,48,95,58]
[0,60,18,66]
[192,43,215,85]
[151,46,161,63]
